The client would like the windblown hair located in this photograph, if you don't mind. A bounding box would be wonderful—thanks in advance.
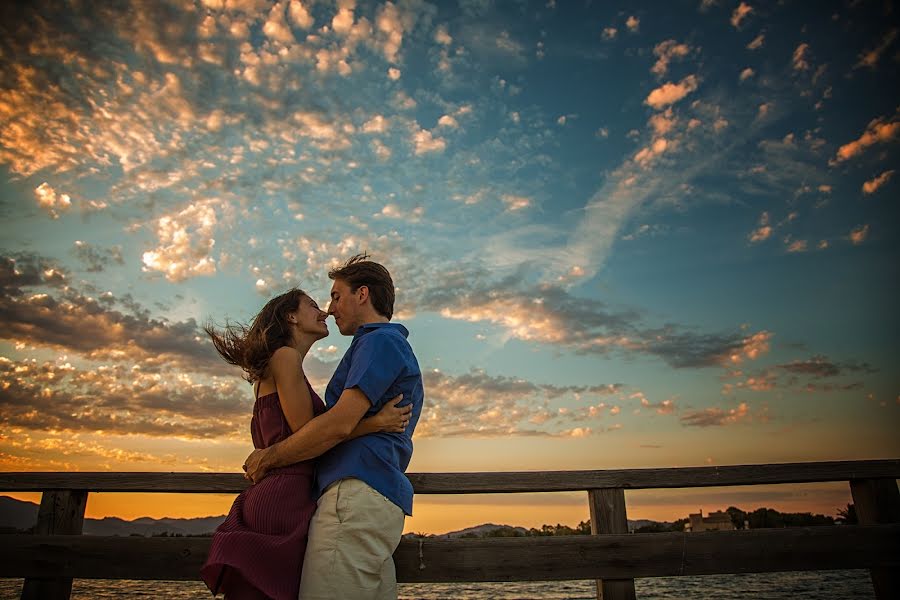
[328,253,395,320]
[205,288,307,383]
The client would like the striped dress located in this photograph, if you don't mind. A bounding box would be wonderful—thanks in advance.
[201,379,324,600]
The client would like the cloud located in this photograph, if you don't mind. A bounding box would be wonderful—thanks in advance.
[831,113,900,164]
[0,356,250,439]
[792,43,810,71]
[602,27,617,40]
[438,114,459,129]
[434,24,452,45]
[414,368,623,438]
[416,268,770,369]
[34,183,72,219]
[71,241,125,273]
[651,40,692,77]
[0,252,234,372]
[730,2,753,28]
[263,1,296,44]
[722,355,877,397]
[748,212,772,243]
[634,392,677,415]
[362,114,390,133]
[746,34,764,50]
[785,238,807,253]
[626,16,639,32]
[681,402,750,427]
[776,356,876,379]
[849,224,869,245]
[288,0,314,29]
[862,170,894,194]
[411,127,447,155]
[501,194,531,211]
[855,29,897,69]
[0,252,69,294]
[739,67,755,81]
[645,75,699,109]
[141,199,225,282]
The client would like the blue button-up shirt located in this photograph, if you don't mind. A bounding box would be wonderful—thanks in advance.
[315,323,423,515]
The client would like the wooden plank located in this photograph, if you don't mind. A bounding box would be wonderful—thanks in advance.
[588,489,636,600]
[1,460,898,493]
[851,478,900,600]
[0,472,250,493]
[2,525,897,582]
[21,490,88,600]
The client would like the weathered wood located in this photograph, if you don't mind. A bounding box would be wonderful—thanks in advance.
[589,488,636,600]
[21,490,88,600]
[1,459,898,493]
[1,525,897,582]
[851,478,900,600]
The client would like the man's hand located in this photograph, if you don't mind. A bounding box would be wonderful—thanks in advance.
[243,447,272,484]
[372,394,411,432]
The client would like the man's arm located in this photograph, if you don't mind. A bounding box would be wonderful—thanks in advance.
[346,395,410,440]
[244,387,370,484]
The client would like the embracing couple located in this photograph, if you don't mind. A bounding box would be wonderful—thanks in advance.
[200,255,423,600]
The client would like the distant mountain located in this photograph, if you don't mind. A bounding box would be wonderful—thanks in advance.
[0,495,38,532]
[2,495,671,538]
[0,496,225,536]
[437,523,530,538]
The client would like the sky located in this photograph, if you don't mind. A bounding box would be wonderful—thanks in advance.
[0,0,898,534]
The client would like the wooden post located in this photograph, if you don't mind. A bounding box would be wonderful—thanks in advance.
[850,478,900,600]
[21,490,88,600]
[588,488,637,600]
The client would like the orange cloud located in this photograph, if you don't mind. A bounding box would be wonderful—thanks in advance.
[748,212,771,243]
[731,2,753,28]
[651,40,691,77]
[141,199,224,282]
[862,170,894,194]
[792,43,810,71]
[855,29,897,69]
[645,75,699,110]
[34,183,72,219]
[849,224,869,245]
[832,115,900,164]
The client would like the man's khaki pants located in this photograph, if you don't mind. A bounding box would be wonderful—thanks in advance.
[298,478,406,599]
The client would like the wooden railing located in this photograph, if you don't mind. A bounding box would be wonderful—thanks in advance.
[1,459,898,600]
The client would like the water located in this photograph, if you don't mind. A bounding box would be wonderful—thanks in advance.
[0,571,876,599]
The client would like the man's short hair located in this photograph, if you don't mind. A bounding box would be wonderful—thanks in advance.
[328,253,395,319]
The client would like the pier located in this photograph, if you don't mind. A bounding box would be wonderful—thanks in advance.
[1,459,898,599]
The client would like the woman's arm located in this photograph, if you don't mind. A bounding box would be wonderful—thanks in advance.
[345,395,410,440]
[270,347,315,432]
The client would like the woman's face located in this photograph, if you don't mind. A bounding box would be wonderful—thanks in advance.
[291,295,329,341]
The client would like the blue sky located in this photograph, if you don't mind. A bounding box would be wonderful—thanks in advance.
[1,0,898,530]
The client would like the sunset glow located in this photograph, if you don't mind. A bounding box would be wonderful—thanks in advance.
[1,0,898,534]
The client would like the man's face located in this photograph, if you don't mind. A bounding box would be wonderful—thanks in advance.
[328,278,359,336]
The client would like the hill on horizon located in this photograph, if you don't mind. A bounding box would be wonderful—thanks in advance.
[2,496,668,537]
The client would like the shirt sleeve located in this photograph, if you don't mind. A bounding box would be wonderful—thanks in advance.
[344,332,407,408]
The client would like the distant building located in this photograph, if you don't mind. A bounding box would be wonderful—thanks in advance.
[684,509,736,532]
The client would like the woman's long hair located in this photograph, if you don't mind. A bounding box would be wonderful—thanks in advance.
[205,288,307,383]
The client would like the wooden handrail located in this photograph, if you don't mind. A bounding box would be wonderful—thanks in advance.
[3,459,898,600]
[2,459,898,493]
[2,525,898,581]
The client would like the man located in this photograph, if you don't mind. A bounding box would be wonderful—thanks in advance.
[243,254,423,600]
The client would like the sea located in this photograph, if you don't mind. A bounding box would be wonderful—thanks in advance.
[0,571,876,599]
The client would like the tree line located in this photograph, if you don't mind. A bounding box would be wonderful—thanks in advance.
[458,504,857,538]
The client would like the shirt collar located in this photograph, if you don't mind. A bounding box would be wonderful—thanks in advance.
[354,322,409,338]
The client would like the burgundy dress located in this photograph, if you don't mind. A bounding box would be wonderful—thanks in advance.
[201,379,325,600]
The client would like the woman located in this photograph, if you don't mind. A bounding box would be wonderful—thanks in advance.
[200,288,408,600]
